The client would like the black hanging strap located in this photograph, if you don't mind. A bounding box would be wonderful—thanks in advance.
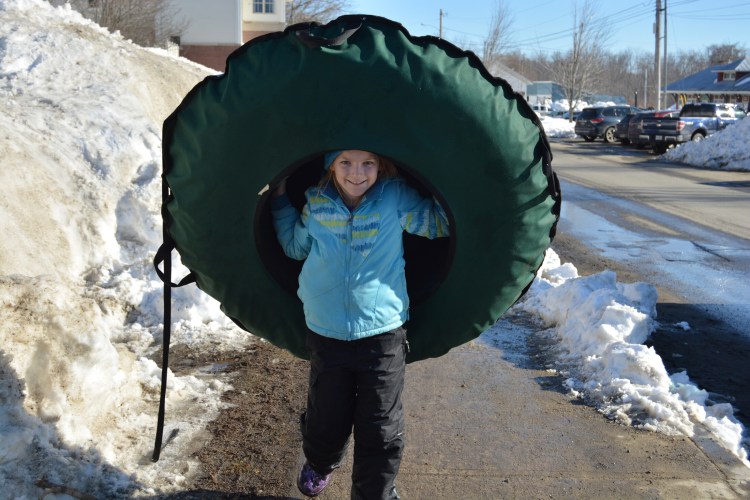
[153,241,196,288]
[151,182,195,462]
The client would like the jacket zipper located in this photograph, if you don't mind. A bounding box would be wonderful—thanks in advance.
[345,208,353,339]
[320,186,379,340]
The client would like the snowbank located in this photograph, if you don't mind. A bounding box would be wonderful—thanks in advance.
[1,0,248,496]
[662,117,750,171]
[519,250,749,466]
[539,116,576,138]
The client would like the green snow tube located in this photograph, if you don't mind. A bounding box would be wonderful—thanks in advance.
[160,15,561,362]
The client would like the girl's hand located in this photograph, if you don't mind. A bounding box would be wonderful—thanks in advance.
[273,177,287,197]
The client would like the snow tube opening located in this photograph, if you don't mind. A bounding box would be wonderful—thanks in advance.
[162,15,561,362]
[254,155,455,307]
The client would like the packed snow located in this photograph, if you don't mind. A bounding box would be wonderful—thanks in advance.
[519,253,748,464]
[662,117,750,171]
[540,116,577,138]
[0,0,747,497]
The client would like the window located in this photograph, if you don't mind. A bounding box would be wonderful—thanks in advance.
[253,0,274,13]
[723,71,736,81]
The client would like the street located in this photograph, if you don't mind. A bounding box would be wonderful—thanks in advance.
[550,139,750,240]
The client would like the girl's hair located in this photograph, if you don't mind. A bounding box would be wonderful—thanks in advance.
[317,152,398,190]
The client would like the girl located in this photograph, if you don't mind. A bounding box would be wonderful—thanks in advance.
[271,150,450,499]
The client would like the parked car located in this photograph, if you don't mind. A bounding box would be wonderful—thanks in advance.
[614,113,637,144]
[732,104,747,119]
[627,110,678,148]
[641,103,740,154]
[574,106,641,143]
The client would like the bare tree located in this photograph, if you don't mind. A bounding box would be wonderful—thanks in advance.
[603,50,640,105]
[481,0,513,67]
[47,0,186,48]
[546,0,610,119]
[500,50,548,81]
[286,0,351,25]
[675,50,710,76]
[706,43,746,65]
[499,43,743,111]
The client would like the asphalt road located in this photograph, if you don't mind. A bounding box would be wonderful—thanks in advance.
[549,139,750,241]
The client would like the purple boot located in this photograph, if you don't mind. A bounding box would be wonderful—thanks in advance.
[297,462,332,497]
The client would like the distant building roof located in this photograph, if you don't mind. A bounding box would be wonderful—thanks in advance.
[485,60,531,95]
[665,56,750,94]
[737,57,750,72]
[711,57,750,73]
[527,81,566,102]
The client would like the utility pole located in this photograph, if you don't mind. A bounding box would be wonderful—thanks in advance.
[654,0,662,110]
[439,9,444,38]
[664,0,669,108]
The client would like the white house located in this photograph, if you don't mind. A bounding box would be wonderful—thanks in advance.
[170,0,286,71]
[242,0,286,40]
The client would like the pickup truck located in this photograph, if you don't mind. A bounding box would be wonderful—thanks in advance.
[640,103,741,154]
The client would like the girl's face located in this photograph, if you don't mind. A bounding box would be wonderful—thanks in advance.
[330,150,380,207]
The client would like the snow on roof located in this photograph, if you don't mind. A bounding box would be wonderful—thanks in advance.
[736,56,750,72]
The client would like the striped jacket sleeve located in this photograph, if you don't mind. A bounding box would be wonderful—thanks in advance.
[271,193,313,260]
[397,182,450,239]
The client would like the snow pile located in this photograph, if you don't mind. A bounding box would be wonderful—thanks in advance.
[551,100,578,113]
[548,99,613,113]
[519,250,749,466]
[662,117,750,171]
[539,116,576,138]
[1,0,251,496]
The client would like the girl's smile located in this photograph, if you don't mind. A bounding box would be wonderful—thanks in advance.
[330,150,380,208]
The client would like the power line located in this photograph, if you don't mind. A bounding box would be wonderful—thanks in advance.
[433,0,746,56]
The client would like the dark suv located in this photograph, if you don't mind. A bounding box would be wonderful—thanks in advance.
[575,106,640,143]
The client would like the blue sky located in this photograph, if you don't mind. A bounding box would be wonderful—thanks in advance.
[348,0,750,57]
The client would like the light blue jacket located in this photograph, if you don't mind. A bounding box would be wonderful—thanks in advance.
[272,177,450,340]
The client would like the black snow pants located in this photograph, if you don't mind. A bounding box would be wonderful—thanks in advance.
[302,327,408,500]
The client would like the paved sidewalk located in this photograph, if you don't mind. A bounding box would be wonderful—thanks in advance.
[289,317,750,499]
